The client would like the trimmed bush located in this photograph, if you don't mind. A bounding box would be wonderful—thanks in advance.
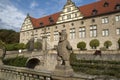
[89,39,100,49]
[104,40,112,49]
[3,56,28,67]
[77,41,86,50]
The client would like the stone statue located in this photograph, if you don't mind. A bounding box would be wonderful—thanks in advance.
[0,41,6,64]
[56,31,73,69]
[27,38,34,51]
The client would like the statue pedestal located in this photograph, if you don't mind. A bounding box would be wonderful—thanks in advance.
[0,60,3,65]
[52,65,74,80]
[53,63,74,77]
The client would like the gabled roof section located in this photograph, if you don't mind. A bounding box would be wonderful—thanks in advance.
[79,0,120,18]
[30,12,61,29]
[29,0,120,29]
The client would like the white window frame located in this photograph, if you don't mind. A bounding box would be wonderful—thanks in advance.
[54,31,59,41]
[70,28,75,39]
[102,17,109,24]
[116,28,120,35]
[90,25,97,37]
[102,29,109,36]
[115,15,120,21]
[79,27,85,38]
[46,32,51,41]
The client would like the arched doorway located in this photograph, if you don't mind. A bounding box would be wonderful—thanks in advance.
[26,58,40,69]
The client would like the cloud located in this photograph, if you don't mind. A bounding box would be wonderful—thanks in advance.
[0,0,26,31]
[30,1,39,9]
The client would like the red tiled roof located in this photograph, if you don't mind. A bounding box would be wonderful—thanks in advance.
[79,0,120,17]
[29,0,120,29]
[30,12,61,28]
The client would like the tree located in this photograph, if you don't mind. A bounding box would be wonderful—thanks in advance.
[0,29,19,44]
[77,41,86,50]
[89,39,100,49]
[0,40,6,48]
[104,40,112,49]
[16,43,26,49]
[118,38,120,49]
[34,41,42,51]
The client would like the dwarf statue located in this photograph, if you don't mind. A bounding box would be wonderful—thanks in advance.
[57,31,73,68]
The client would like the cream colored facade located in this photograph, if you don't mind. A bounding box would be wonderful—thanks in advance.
[20,0,120,50]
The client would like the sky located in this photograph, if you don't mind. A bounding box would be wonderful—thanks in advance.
[0,0,98,32]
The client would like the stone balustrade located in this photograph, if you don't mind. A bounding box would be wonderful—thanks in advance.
[0,65,52,80]
[0,65,119,80]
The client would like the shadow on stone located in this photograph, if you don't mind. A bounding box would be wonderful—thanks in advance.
[26,58,40,69]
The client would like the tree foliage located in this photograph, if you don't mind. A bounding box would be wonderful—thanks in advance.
[0,40,6,49]
[118,38,120,49]
[34,41,42,51]
[0,29,19,44]
[89,39,100,49]
[77,41,86,50]
[104,40,112,49]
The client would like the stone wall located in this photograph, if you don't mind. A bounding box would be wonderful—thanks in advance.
[4,50,120,61]
[75,50,120,61]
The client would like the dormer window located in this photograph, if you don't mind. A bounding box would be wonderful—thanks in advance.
[115,4,120,10]
[103,1,109,7]
[92,8,98,15]
[49,17,54,24]
[40,22,44,27]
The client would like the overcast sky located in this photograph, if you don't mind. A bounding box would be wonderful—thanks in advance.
[0,0,97,32]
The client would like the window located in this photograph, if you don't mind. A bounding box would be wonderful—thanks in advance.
[81,21,84,25]
[40,33,44,39]
[79,27,85,38]
[116,28,120,35]
[40,22,44,27]
[46,32,51,41]
[90,25,97,37]
[92,19,95,23]
[34,37,38,42]
[102,29,109,36]
[62,15,65,20]
[55,26,57,29]
[70,28,75,39]
[71,23,74,26]
[115,4,120,10]
[115,15,120,21]
[54,31,59,41]
[49,17,54,24]
[102,17,109,24]
[75,13,77,18]
[92,9,98,15]
[67,14,71,19]
[67,7,71,12]
[63,25,65,28]
[103,2,109,7]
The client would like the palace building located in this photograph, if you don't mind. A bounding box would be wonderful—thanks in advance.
[20,0,120,50]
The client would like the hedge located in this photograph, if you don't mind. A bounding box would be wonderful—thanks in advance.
[3,56,28,67]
